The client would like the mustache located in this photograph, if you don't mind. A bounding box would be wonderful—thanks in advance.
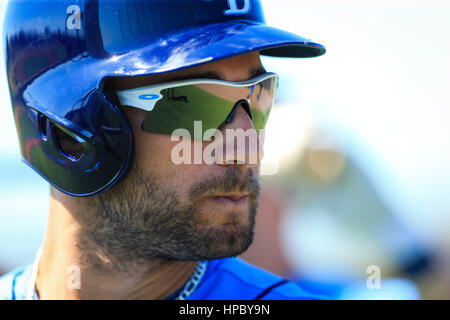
[188,167,260,199]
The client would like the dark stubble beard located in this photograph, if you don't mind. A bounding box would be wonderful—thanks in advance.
[78,163,260,274]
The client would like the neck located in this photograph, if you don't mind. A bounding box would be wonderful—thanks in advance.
[35,192,198,300]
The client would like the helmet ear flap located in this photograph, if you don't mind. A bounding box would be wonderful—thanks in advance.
[100,78,136,143]
[98,78,136,185]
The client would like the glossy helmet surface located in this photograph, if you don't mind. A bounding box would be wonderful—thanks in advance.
[3,0,325,197]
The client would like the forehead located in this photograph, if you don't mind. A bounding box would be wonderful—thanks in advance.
[109,52,264,91]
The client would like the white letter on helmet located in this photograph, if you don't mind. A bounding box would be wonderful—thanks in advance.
[67,5,81,30]
[224,0,251,15]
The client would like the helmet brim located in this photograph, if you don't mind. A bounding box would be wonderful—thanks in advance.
[100,21,326,78]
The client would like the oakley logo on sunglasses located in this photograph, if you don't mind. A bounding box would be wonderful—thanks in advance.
[118,90,163,112]
[139,94,160,101]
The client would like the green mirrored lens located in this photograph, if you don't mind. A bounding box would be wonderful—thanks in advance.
[141,85,235,140]
[249,77,276,131]
[139,75,277,141]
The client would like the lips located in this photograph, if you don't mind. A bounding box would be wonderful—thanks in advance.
[207,194,249,206]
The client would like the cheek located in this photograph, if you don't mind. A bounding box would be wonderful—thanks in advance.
[134,132,179,170]
[122,107,185,179]
[133,131,202,192]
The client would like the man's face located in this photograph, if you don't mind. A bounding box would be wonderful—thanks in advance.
[83,52,265,264]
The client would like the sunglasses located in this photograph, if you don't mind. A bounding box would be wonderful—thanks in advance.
[115,72,279,141]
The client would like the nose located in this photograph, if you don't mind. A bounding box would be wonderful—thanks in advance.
[216,102,264,167]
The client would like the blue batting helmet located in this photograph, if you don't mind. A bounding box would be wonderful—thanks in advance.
[3,0,326,197]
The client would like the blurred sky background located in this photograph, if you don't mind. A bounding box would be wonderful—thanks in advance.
[1,0,450,299]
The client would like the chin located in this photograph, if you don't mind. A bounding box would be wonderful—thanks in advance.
[194,221,255,260]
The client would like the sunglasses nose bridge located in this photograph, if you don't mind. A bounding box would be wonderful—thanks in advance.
[225,99,252,124]
[217,101,263,168]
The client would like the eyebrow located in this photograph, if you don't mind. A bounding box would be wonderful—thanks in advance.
[169,66,268,82]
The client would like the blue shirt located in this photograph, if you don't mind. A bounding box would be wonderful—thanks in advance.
[0,257,321,300]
